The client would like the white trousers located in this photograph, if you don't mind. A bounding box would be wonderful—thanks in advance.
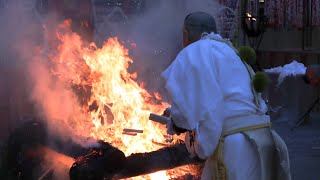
[201,133,261,180]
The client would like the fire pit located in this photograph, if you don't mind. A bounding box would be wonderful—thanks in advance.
[1,119,203,180]
[0,20,204,180]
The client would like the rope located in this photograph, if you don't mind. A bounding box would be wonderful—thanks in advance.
[210,123,271,180]
[201,33,268,180]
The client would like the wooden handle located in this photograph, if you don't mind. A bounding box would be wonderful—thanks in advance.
[149,113,169,124]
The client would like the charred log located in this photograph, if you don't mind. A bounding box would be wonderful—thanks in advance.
[69,143,203,180]
[69,141,126,180]
[1,120,119,180]
[116,143,202,179]
[3,120,203,180]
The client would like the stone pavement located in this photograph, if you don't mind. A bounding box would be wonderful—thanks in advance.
[272,113,320,180]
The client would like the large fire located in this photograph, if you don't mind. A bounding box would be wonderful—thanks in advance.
[45,20,198,179]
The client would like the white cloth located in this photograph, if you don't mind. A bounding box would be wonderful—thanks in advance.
[162,33,268,180]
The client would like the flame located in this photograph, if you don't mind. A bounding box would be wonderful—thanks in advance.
[149,171,170,180]
[246,12,256,21]
[46,20,200,179]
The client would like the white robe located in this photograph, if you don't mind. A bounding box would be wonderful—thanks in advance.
[162,33,268,180]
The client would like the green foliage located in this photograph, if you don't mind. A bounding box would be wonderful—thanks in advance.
[238,46,256,66]
[252,72,270,92]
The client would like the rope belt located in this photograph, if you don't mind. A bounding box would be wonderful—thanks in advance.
[200,32,271,179]
[211,123,271,180]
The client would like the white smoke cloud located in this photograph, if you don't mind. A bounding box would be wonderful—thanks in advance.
[95,0,222,100]
[0,0,224,178]
[0,0,224,143]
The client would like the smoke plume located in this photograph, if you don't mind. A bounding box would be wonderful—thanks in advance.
[95,0,222,99]
[0,0,44,141]
[0,0,224,179]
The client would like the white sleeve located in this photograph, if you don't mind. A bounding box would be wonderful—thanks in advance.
[162,43,224,159]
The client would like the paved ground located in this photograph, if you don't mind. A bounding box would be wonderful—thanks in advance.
[272,113,320,180]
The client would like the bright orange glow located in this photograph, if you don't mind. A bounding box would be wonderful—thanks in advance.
[48,20,199,179]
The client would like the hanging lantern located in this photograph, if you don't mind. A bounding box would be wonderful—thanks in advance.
[241,0,268,37]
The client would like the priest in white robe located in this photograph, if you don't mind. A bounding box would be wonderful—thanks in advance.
[161,12,291,180]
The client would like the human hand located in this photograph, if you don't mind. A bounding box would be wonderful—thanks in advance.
[162,107,171,117]
[166,118,189,136]
[166,118,178,135]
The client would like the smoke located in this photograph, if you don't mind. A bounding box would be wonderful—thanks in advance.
[95,0,223,99]
[0,0,223,140]
[0,0,87,143]
[28,0,224,141]
[28,54,92,140]
[0,1,93,179]
[0,0,44,141]
[0,0,224,179]
[40,145,75,180]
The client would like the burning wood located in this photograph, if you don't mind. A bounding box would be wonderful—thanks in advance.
[116,143,203,179]
[69,143,203,180]
[123,128,144,134]
[2,120,124,179]
[2,118,203,180]
[122,131,138,136]
[149,113,169,124]
[2,22,203,179]
[69,141,126,180]
[36,23,202,179]
[67,113,204,179]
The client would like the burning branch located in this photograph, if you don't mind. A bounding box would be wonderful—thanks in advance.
[123,128,144,134]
